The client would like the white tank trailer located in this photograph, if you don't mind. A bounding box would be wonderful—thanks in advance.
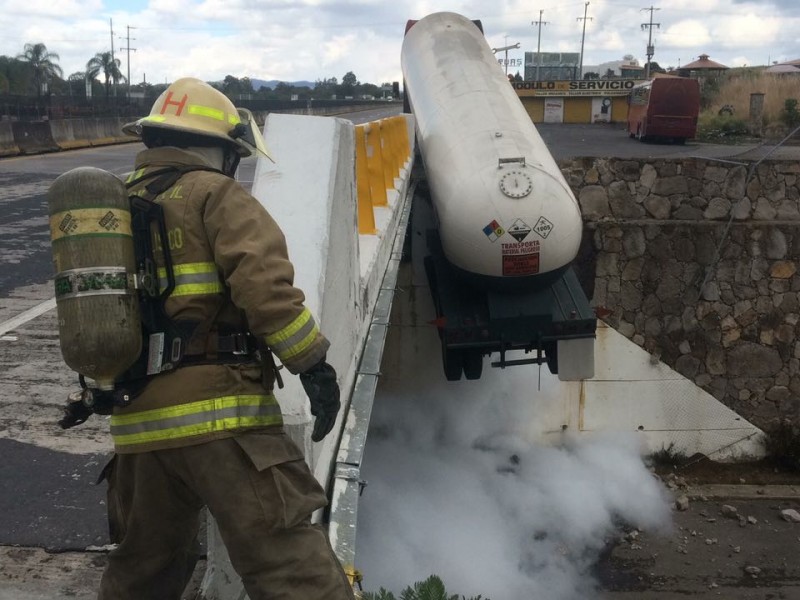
[402,12,595,381]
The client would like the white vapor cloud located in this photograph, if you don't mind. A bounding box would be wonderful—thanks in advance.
[357,321,672,599]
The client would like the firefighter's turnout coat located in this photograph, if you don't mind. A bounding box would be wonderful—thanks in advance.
[111,147,329,454]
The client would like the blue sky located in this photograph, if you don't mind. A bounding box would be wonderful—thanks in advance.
[1,0,799,86]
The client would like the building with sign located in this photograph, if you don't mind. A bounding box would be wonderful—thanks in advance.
[511,79,646,124]
[525,52,580,81]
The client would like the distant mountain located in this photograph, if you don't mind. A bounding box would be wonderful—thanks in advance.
[250,78,316,90]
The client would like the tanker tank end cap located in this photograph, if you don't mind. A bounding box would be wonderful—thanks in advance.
[499,170,533,199]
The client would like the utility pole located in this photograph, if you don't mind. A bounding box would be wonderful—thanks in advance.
[109,18,117,97]
[120,26,137,100]
[492,41,521,78]
[641,6,660,79]
[577,2,592,80]
[532,10,549,81]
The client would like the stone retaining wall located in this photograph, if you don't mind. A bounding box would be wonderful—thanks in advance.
[560,156,800,432]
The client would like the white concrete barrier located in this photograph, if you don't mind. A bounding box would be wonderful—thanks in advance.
[200,111,415,599]
[0,120,19,156]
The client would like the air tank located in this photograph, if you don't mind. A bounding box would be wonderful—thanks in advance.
[402,12,583,284]
[48,167,141,390]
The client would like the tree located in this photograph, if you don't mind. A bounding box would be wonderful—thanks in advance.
[0,56,26,94]
[86,51,125,98]
[273,81,308,100]
[314,76,338,99]
[584,71,600,80]
[340,70,359,96]
[222,74,243,96]
[16,42,63,96]
[239,77,254,95]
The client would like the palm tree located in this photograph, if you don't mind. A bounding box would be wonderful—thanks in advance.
[86,51,126,98]
[16,42,63,96]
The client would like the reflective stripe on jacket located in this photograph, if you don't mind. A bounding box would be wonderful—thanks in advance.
[111,393,283,449]
[112,148,329,453]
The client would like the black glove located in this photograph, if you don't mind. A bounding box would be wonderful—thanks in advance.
[299,361,341,442]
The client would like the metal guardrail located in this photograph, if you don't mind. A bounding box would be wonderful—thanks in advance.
[328,177,415,581]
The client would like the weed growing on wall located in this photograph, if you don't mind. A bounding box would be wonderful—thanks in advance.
[361,575,489,600]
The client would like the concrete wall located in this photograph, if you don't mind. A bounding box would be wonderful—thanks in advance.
[562,156,800,433]
[0,106,378,158]
[10,120,59,154]
[0,117,130,156]
[0,121,19,156]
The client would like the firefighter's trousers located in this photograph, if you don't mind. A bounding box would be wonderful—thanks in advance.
[97,433,355,600]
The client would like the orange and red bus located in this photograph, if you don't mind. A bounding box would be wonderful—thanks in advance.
[627,77,700,143]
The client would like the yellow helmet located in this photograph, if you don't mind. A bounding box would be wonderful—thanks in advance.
[123,77,272,160]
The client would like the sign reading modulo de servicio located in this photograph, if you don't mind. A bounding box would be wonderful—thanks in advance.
[512,79,646,97]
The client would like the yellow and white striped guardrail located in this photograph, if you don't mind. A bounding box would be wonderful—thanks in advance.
[355,115,412,234]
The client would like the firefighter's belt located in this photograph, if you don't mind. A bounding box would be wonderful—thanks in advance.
[181,329,259,364]
[215,332,256,356]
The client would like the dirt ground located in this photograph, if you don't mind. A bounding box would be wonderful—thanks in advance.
[598,459,800,599]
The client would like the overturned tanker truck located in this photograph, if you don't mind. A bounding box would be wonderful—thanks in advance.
[402,12,596,382]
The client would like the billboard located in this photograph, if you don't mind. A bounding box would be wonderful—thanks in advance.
[512,79,645,97]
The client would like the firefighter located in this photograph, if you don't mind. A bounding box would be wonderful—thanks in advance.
[98,78,354,600]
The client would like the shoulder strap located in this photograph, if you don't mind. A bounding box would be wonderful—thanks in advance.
[125,165,224,197]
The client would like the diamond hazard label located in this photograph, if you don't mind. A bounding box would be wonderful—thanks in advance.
[534,216,554,239]
[482,219,505,243]
[507,219,532,243]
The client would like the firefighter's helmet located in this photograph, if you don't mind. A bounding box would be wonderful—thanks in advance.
[123,77,272,160]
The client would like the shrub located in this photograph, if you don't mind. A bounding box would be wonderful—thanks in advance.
[362,575,489,600]
[781,98,800,128]
[765,419,800,472]
[696,114,750,141]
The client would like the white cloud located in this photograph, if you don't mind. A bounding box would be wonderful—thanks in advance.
[713,14,782,48]
[661,20,712,49]
[0,0,798,86]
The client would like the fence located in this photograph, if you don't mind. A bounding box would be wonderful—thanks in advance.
[0,93,396,122]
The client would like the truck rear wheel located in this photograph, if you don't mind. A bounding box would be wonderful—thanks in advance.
[442,346,463,381]
[462,351,483,380]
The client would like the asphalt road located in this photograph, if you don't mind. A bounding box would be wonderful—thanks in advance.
[0,117,798,599]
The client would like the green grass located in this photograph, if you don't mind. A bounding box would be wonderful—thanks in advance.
[362,575,489,600]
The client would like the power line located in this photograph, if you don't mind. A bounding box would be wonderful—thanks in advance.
[577,2,593,80]
[532,10,549,81]
[640,5,660,78]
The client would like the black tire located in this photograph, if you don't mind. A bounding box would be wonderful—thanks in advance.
[442,346,463,381]
[463,351,483,380]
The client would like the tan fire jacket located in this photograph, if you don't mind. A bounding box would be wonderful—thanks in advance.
[110,147,329,454]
